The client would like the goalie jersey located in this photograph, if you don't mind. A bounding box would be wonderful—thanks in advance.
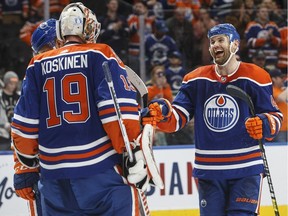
[11,43,140,179]
[158,62,283,179]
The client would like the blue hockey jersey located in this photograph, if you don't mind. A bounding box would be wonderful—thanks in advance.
[157,62,283,179]
[11,43,140,179]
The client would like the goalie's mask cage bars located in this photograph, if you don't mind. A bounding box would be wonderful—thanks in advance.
[56,2,101,43]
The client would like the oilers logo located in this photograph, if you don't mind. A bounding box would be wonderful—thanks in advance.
[203,94,239,132]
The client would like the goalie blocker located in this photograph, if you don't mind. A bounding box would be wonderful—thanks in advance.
[125,124,164,191]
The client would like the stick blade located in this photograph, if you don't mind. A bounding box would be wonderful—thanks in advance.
[226,85,255,116]
[125,65,148,107]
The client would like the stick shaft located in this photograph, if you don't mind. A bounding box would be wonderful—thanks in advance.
[226,85,280,216]
[102,62,133,162]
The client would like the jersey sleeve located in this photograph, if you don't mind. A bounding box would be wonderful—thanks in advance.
[96,47,140,153]
[11,60,40,161]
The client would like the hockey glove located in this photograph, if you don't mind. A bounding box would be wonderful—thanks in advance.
[126,124,164,191]
[126,145,150,191]
[141,98,172,126]
[14,172,39,201]
[245,113,277,140]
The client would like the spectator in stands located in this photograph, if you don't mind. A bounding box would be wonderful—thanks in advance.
[98,0,129,64]
[251,49,267,69]
[144,0,165,20]
[245,4,281,70]
[167,0,201,25]
[277,23,287,75]
[0,71,20,150]
[262,0,286,27]
[165,51,186,94]
[20,0,70,47]
[27,0,44,23]
[146,64,173,103]
[0,0,30,78]
[192,7,217,66]
[244,0,257,20]
[269,69,287,142]
[210,0,234,23]
[0,0,28,25]
[19,1,45,47]
[146,64,173,146]
[145,19,179,75]
[127,1,155,76]
[166,7,195,70]
[225,0,251,59]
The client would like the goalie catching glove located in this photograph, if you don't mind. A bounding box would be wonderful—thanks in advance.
[125,124,164,191]
[245,113,277,140]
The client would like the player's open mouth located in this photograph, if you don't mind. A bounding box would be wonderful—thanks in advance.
[215,50,224,57]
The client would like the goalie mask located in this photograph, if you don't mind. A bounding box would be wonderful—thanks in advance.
[56,2,101,43]
[31,18,57,54]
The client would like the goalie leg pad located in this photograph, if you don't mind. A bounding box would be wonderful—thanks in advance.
[141,124,164,189]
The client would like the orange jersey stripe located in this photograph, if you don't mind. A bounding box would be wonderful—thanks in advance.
[40,143,112,162]
[195,152,262,163]
[11,122,39,133]
[99,106,139,116]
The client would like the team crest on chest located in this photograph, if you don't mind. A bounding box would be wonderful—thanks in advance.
[203,94,239,132]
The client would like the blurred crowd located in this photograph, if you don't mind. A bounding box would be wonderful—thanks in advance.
[0,0,287,147]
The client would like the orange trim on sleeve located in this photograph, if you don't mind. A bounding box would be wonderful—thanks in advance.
[99,106,139,116]
[11,122,39,133]
[11,133,39,155]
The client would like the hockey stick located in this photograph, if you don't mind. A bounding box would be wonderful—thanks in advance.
[226,85,280,216]
[28,184,42,216]
[125,65,164,190]
[125,65,148,108]
[102,61,134,162]
[102,62,151,216]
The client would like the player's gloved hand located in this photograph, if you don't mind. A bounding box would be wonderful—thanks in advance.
[141,98,172,126]
[14,172,39,201]
[245,113,277,140]
[126,144,150,191]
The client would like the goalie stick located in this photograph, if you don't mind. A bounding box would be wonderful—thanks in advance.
[102,61,134,162]
[125,65,164,190]
[125,65,148,107]
[102,62,151,216]
[226,84,280,216]
[103,62,164,187]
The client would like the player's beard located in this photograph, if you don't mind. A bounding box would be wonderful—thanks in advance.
[213,49,230,65]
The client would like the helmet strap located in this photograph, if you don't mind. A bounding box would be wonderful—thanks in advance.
[215,41,239,67]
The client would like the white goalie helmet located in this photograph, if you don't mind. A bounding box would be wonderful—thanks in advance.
[56,2,101,43]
